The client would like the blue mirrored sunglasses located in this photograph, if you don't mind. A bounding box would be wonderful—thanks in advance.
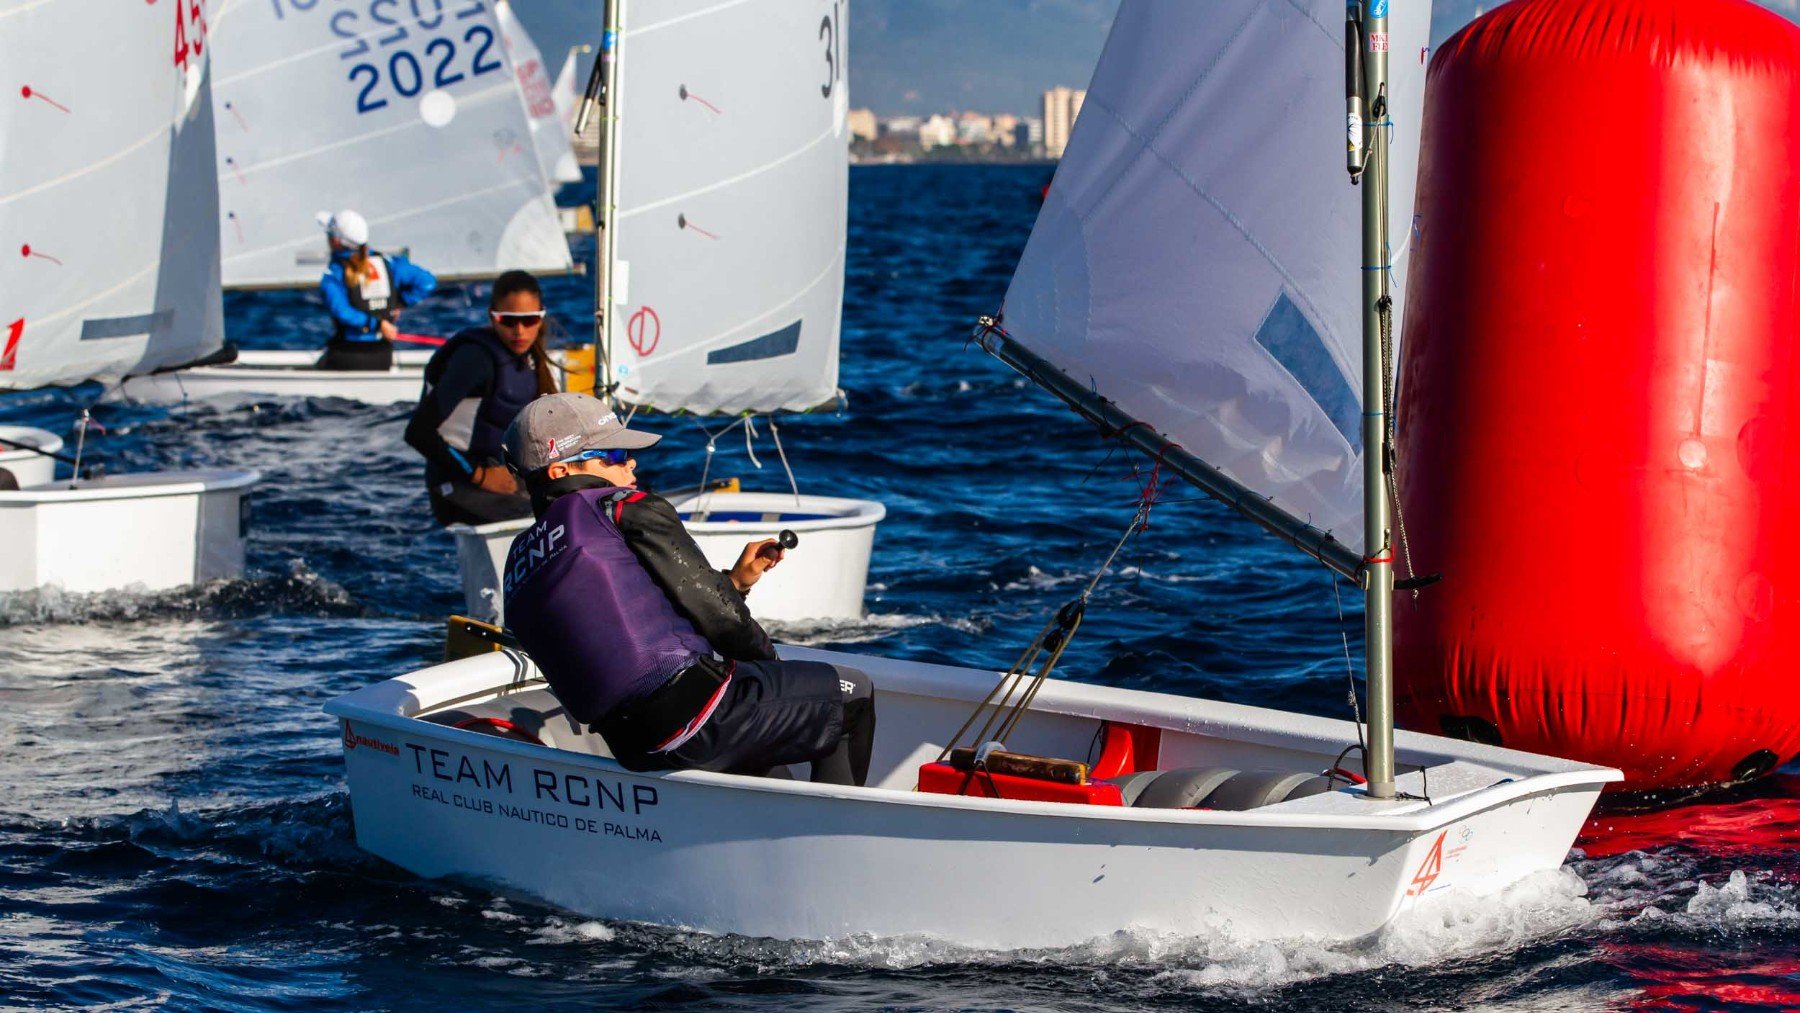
[567,448,632,466]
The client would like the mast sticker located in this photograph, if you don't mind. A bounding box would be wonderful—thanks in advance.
[1369,0,1389,17]
[1369,31,1389,52]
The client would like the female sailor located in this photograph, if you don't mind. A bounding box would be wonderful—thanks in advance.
[316,209,437,371]
[404,269,560,526]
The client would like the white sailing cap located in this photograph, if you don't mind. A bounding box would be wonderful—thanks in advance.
[316,209,370,246]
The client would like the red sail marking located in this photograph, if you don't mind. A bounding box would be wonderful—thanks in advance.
[626,307,661,356]
[1,319,23,372]
[20,245,63,266]
[678,215,718,240]
[20,86,71,114]
[680,87,723,115]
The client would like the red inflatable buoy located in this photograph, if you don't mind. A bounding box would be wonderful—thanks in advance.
[1394,0,1800,790]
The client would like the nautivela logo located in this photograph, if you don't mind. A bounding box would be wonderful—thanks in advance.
[342,720,400,757]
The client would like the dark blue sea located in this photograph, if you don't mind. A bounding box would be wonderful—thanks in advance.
[2,165,1796,1011]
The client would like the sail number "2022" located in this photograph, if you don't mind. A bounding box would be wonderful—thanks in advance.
[268,0,503,116]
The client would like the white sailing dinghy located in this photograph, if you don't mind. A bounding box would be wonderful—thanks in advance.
[117,0,575,406]
[119,348,439,406]
[331,1,1618,947]
[0,427,64,490]
[0,0,260,595]
[452,489,885,624]
[452,0,884,624]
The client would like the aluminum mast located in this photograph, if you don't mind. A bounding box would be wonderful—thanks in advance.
[1353,0,1397,800]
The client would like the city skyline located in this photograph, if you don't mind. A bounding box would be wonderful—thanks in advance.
[509,0,1800,118]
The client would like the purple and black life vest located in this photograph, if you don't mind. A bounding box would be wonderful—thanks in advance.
[502,485,712,725]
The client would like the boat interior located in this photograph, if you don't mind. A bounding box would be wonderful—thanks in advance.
[403,645,1578,818]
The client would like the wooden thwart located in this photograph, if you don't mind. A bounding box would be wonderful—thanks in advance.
[947,747,1089,785]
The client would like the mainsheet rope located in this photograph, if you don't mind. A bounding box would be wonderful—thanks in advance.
[937,472,1163,763]
[687,412,803,513]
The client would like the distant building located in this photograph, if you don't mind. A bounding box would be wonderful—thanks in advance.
[991,113,1020,147]
[956,112,992,145]
[1043,86,1086,159]
[847,108,878,142]
[882,115,922,138]
[919,114,957,149]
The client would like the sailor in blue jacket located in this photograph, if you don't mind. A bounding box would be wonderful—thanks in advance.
[316,209,437,371]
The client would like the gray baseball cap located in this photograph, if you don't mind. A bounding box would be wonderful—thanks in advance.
[502,393,661,473]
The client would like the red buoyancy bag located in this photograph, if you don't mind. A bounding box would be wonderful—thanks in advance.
[1393,0,1800,789]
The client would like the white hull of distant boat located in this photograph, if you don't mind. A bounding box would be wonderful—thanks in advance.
[0,426,64,488]
[450,492,884,624]
[115,350,434,405]
[0,469,260,593]
[326,646,1618,948]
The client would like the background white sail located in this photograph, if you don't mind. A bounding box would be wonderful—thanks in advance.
[496,0,582,185]
[552,47,579,137]
[1001,0,1430,553]
[211,0,572,288]
[607,0,849,415]
[0,0,225,390]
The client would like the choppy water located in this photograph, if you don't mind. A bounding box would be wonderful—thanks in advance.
[3,165,1797,1011]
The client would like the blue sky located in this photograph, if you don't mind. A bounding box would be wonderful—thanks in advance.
[509,0,1800,117]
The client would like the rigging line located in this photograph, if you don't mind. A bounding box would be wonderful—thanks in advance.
[767,414,802,506]
[741,415,762,469]
[1330,573,1368,759]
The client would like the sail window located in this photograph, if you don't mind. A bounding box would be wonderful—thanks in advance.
[706,321,802,365]
[1252,292,1360,452]
[81,310,175,342]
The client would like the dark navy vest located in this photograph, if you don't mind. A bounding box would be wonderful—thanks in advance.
[426,327,540,464]
[503,486,712,725]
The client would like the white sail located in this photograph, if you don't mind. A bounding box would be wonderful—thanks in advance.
[1001,0,1430,553]
[607,0,849,415]
[552,46,579,135]
[210,0,572,288]
[0,0,225,390]
[495,1,582,185]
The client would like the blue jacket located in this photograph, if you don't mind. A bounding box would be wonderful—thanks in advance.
[320,249,437,340]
